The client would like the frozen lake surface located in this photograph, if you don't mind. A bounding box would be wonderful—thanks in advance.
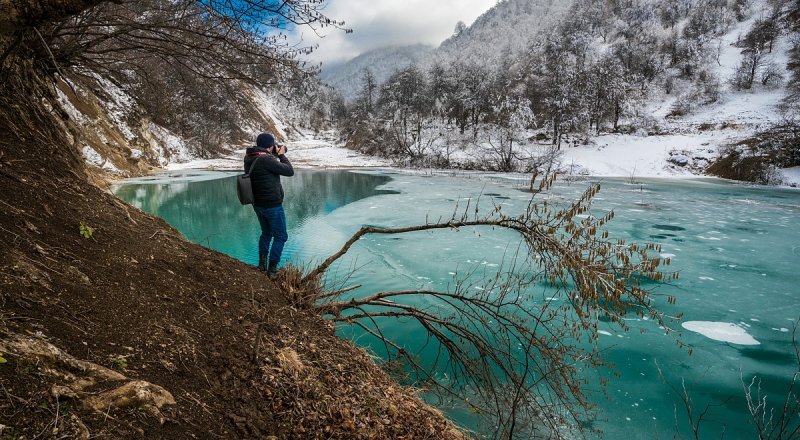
[114,170,800,438]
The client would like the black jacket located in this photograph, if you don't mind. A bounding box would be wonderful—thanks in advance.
[243,147,294,208]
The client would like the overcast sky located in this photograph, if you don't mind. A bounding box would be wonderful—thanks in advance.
[291,0,497,65]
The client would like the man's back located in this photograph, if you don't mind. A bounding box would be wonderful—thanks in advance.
[244,147,294,209]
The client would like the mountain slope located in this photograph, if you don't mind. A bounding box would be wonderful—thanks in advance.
[424,0,574,67]
[320,44,433,103]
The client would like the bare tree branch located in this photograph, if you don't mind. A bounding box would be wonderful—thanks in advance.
[287,177,681,438]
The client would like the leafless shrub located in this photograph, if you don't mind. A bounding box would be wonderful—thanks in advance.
[761,61,785,89]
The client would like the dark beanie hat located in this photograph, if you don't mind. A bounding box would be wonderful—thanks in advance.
[256,133,276,148]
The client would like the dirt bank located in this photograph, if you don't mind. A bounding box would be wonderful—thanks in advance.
[0,63,463,439]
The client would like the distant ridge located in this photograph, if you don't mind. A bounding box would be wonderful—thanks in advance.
[424,0,574,67]
[320,0,574,102]
[320,44,433,103]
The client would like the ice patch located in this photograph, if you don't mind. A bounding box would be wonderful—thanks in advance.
[682,321,760,345]
[598,330,612,336]
[699,276,715,281]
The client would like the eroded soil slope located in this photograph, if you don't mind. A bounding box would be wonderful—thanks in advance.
[0,66,462,439]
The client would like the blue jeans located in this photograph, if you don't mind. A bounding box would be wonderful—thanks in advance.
[253,205,288,266]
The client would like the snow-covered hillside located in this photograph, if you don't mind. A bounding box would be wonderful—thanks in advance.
[57,76,303,180]
[423,0,573,67]
[332,0,799,187]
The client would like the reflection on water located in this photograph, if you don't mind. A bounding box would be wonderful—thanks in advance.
[113,170,392,265]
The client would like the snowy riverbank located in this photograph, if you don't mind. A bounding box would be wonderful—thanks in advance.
[163,130,800,188]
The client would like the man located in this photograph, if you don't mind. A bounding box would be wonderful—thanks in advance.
[244,132,294,279]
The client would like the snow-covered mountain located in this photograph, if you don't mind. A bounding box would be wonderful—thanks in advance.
[422,0,574,67]
[320,44,433,103]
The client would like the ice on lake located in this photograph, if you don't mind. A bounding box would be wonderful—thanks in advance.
[682,321,760,345]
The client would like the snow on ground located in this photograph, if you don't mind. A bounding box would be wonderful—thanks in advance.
[557,132,725,178]
[681,321,760,345]
[780,167,800,188]
[166,131,388,171]
[82,145,121,173]
[246,87,289,140]
[157,3,795,181]
[681,89,784,128]
[149,123,194,166]
[285,135,389,168]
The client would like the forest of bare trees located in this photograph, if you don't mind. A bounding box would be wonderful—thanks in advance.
[337,0,800,175]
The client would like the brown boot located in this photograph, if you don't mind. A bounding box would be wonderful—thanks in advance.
[267,261,279,280]
[257,255,267,272]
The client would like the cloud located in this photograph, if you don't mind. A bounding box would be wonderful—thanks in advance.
[289,0,497,65]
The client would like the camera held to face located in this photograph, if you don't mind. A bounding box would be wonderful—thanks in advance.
[272,144,287,155]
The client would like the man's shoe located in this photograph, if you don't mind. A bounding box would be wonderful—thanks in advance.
[267,262,279,280]
[257,255,267,272]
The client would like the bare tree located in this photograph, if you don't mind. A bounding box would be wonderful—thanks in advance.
[0,0,349,156]
[731,47,767,90]
[283,176,680,438]
[486,96,535,171]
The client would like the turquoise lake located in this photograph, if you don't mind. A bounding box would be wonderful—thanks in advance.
[113,169,800,439]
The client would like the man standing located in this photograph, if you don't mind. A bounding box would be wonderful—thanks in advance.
[244,133,294,279]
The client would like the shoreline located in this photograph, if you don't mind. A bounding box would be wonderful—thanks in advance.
[111,163,800,192]
[102,134,800,190]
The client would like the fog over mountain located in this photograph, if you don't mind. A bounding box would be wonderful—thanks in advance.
[320,0,573,100]
[320,44,433,103]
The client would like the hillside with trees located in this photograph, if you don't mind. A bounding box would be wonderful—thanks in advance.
[320,44,433,103]
[339,0,800,184]
[9,0,344,182]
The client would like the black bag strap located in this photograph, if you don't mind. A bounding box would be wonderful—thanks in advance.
[246,155,264,175]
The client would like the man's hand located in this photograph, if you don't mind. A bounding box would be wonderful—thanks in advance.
[276,145,287,156]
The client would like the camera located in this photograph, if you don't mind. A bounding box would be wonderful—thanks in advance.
[272,144,288,154]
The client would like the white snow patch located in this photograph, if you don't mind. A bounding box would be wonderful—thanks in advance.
[82,145,120,173]
[92,75,138,142]
[167,133,389,171]
[682,321,760,345]
[779,167,800,188]
[557,133,722,178]
[55,86,86,124]
[247,87,288,139]
[149,123,193,166]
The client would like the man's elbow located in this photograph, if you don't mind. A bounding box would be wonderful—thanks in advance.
[285,169,295,177]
